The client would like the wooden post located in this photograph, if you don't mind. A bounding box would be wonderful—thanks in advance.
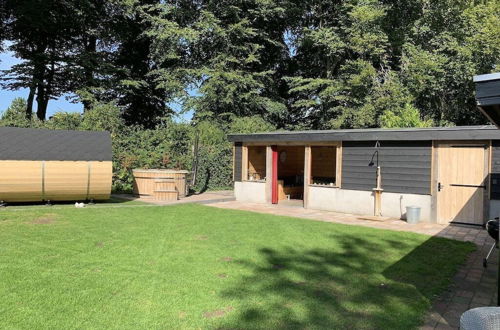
[265,146,273,203]
[304,145,311,208]
[373,166,383,217]
[271,146,278,204]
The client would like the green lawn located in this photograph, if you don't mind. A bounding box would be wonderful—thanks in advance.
[0,203,474,329]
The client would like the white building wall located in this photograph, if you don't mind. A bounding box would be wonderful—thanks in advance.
[307,186,433,222]
[234,181,267,204]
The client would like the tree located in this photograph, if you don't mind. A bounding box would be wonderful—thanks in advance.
[401,0,500,125]
[0,0,7,52]
[2,0,499,128]
[145,0,290,125]
[286,0,390,129]
[1,0,82,120]
[106,0,175,128]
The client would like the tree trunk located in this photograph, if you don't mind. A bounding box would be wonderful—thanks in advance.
[26,85,35,120]
[28,42,48,120]
[36,83,46,120]
[36,49,56,120]
[83,36,97,112]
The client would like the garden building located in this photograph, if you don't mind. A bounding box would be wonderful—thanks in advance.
[0,127,112,203]
[229,126,500,225]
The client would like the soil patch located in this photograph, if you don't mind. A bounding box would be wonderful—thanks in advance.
[220,257,233,262]
[203,306,233,319]
[31,214,57,224]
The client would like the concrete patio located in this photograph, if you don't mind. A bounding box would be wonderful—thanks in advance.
[206,201,498,330]
[113,190,235,206]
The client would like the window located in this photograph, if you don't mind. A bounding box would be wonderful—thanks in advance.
[310,146,337,186]
[247,146,266,181]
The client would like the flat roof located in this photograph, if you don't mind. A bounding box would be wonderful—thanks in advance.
[228,125,500,142]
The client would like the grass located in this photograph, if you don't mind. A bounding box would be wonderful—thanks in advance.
[0,203,474,329]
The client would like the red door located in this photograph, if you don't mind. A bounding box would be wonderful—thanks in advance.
[271,146,278,204]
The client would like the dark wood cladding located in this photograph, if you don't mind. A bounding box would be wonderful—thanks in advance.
[491,140,500,199]
[474,74,500,128]
[342,141,432,195]
[476,80,500,99]
[234,142,243,182]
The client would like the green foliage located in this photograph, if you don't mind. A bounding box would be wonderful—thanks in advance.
[228,115,276,134]
[0,98,36,127]
[80,101,124,135]
[380,104,434,129]
[44,112,82,130]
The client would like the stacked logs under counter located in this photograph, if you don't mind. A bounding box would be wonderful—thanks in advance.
[132,169,189,201]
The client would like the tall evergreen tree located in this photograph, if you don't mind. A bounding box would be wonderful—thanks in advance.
[1,0,79,120]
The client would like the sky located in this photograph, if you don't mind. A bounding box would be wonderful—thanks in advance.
[0,49,193,121]
[0,50,83,117]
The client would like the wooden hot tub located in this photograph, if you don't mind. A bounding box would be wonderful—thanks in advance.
[132,169,189,201]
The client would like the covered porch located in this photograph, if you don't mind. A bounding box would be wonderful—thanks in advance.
[235,142,342,208]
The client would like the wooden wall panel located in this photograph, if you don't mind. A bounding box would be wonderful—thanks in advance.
[0,160,112,202]
[44,161,89,201]
[0,161,42,202]
[88,161,112,200]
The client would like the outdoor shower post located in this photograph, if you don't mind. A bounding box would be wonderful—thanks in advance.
[373,166,383,217]
[369,141,382,217]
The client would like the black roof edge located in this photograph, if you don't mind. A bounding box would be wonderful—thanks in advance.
[228,125,500,142]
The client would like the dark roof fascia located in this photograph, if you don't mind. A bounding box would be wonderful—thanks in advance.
[474,73,500,83]
[477,96,500,107]
[0,126,112,161]
[228,126,500,143]
[474,73,500,128]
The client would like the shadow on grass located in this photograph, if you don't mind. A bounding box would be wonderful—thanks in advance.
[0,196,136,208]
[218,233,475,329]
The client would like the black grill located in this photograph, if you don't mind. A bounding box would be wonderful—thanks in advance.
[483,218,499,268]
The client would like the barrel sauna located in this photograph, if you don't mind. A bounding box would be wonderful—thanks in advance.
[0,127,112,202]
[132,169,189,201]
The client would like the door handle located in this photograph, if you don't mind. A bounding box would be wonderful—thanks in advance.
[438,182,443,192]
[449,184,486,189]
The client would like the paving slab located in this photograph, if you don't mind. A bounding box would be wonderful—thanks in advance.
[113,190,235,206]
